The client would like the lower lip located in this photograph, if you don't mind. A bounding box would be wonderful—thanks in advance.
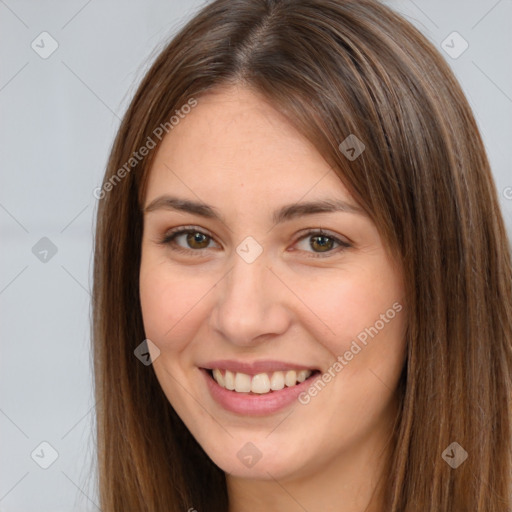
[201,368,318,416]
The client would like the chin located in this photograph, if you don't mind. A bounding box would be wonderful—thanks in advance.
[198,435,310,481]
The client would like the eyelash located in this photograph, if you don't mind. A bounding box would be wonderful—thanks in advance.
[157,225,352,258]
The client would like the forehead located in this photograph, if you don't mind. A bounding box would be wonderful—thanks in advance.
[144,85,354,207]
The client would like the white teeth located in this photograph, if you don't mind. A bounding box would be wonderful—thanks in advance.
[211,369,313,394]
[234,372,252,392]
[213,368,224,387]
[285,370,297,387]
[251,373,270,394]
[270,371,285,391]
[224,370,235,390]
[297,370,309,383]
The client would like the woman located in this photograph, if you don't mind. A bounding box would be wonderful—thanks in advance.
[92,0,512,510]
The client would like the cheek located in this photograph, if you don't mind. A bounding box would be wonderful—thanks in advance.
[293,264,404,357]
[139,258,213,352]
[305,271,406,418]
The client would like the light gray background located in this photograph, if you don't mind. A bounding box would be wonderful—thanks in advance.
[1,0,511,510]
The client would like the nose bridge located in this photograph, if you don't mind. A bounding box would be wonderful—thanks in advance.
[211,247,289,345]
[228,252,266,302]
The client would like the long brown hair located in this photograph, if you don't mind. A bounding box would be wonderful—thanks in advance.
[91,0,512,510]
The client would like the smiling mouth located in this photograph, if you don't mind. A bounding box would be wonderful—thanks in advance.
[206,368,321,395]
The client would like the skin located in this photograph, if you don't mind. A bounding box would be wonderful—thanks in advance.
[139,84,407,512]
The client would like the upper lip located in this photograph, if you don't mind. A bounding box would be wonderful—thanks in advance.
[200,359,318,375]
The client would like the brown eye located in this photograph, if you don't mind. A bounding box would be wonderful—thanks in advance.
[186,231,210,249]
[310,234,334,252]
[159,227,217,253]
[294,230,351,258]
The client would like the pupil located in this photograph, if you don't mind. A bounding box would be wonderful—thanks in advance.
[188,232,208,248]
[312,235,332,252]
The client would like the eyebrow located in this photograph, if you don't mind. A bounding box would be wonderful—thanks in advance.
[143,195,366,224]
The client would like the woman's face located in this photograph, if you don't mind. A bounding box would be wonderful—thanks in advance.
[139,85,406,482]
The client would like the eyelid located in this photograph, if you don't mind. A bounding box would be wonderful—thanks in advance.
[158,225,220,251]
[158,225,351,257]
[294,227,350,244]
[292,228,352,258]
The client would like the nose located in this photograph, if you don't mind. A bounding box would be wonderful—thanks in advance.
[209,249,291,347]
